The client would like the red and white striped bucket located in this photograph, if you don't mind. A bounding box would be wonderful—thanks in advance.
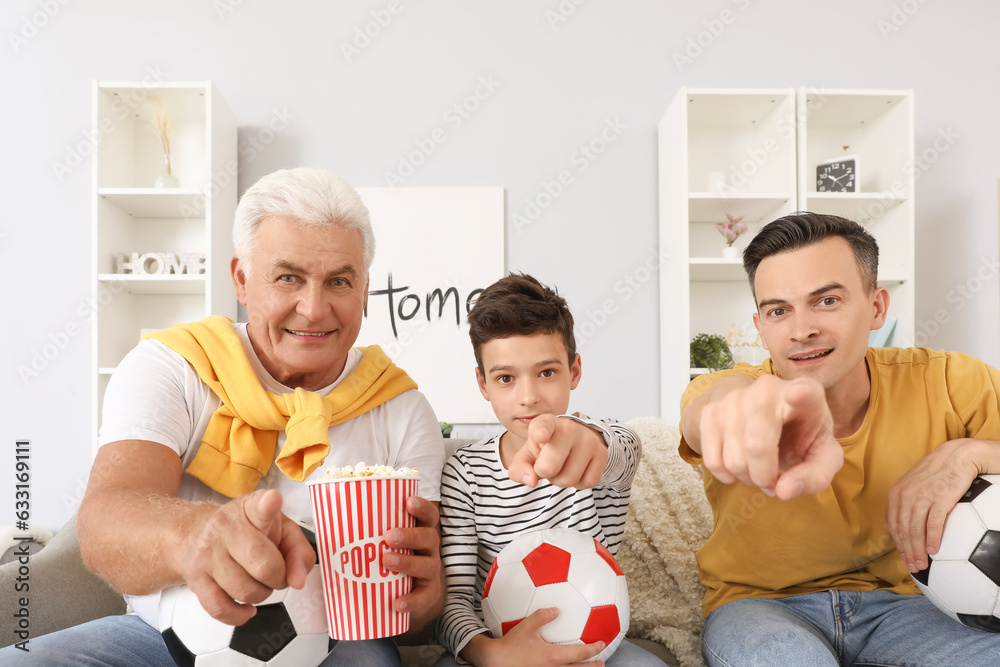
[308,475,418,640]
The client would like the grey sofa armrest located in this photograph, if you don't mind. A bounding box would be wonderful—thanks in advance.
[0,513,126,647]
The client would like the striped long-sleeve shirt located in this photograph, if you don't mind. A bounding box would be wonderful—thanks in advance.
[435,416,641,661]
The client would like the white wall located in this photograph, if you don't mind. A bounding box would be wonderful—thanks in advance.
[2,0,998,532]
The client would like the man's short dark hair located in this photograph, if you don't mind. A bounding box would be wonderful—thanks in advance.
[468,273,576,374]
[743,211,880,301]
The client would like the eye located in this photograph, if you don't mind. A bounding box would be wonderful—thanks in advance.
[496,375,513,385]
[330,277,350,287]
[540,369,556,378]
[278,274,297,284]
[768,307,786,318]
[821,296,838,306]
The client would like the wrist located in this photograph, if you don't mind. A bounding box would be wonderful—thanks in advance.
[461,631,496,666]
[559,414,610,448]
[959,438,1000,475]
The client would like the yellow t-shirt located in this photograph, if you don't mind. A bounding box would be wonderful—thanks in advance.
[679,347,1000,618]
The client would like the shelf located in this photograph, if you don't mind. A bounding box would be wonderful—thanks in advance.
[689,193,795,223]
[801,92,909,128]
[97,274,207,294]
[93,80,237,454]
[99,84,208,122]
[686,90,793,128]
[690,258,747,282]
[802,192,907,221]
[99,189,204,218]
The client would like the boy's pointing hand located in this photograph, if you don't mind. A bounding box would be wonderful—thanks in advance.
[508,415,608,490]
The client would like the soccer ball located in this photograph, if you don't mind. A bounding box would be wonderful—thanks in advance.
[481,527,629,662]
[913,474,1000,632]
[159,546,337,666]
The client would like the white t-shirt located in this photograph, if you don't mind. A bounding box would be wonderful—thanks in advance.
[98,323,444,627]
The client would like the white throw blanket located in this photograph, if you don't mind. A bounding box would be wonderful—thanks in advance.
[620,417,712,667]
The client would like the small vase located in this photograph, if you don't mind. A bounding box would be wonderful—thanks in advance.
[155,174,179,188]
[722,246,740,260]
[155,155,179,188]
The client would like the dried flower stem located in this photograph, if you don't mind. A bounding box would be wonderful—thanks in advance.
[143,93,173,175]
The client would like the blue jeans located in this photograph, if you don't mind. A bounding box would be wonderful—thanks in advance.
[703,590,1000,667]
[0,614,401,666]
[433,638,667,666]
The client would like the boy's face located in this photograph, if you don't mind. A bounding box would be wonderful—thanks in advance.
[476,333,581,443]
[752,236,887,395]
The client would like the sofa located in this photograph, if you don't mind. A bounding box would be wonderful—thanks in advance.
[0,417,711,666]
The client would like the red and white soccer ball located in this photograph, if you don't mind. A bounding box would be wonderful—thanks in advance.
[481,527,629,662]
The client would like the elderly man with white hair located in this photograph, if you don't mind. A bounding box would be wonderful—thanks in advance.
[10,169,445,666]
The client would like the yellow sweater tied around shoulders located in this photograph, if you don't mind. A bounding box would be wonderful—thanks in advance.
[145,315,417,498]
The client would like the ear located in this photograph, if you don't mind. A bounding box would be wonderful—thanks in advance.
[231,256,248,306]
[362,273,370,310]
[569,353,582,390]
[870,286,890,331]
[752,312,770,351]
[476,367,491,402]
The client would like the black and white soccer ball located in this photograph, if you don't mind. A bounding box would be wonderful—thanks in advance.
[158,530,337,666]
[914,474,1000,632]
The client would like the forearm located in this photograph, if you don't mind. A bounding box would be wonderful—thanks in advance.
[77,439,210,595]
[680,374,756,454]
[78,486,215,594]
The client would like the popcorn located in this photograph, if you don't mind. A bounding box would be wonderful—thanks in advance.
[320,461,420,479]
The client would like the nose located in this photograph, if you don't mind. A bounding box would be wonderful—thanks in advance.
[516,377,540,406]
[296,282,329,322]
[789,310,819,342]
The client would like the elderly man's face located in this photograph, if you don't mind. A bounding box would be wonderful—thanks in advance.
[231,216,369,390]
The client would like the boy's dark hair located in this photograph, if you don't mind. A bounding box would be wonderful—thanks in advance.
[468,273,576,374]
[743,211,880,302]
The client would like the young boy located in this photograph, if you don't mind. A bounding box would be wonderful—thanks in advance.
[435,273,663,667]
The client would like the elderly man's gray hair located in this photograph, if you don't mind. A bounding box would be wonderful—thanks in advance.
[232,168,375,277]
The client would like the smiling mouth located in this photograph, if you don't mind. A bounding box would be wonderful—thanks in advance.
[791,349,832,361]
[286,329,332,337]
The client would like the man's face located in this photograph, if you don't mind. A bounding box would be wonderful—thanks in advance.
[752,236,888,393]
[476,333,581,445]
[231,215,369,390]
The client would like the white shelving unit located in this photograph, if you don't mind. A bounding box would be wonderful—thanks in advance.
[91,81,237,449]
[658,87,914,423]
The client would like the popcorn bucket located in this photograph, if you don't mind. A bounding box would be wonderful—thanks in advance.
[308,475,418,640]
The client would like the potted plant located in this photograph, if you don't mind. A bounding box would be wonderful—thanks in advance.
[439,421,454,439]
[690,333,734,372]
[716,213,747,259]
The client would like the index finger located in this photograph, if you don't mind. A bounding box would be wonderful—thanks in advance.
[507,440,541,487]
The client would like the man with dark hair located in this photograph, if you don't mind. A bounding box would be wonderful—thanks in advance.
[680,212,1000,665]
